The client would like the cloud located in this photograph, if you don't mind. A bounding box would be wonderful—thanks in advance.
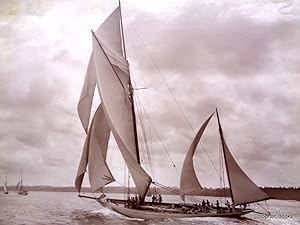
[0,0,299,188]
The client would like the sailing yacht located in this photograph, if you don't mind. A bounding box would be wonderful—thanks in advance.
[16,169,28,195]
[3,176,8,194]
[75,2,270,219]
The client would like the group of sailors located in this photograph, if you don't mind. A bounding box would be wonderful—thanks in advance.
[125,194,248,214]
[185,199,237,214]
[152,194,162,204]
[126,195,142,208]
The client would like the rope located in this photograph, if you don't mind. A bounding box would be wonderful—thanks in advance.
[136,98,179,176]
[78,195,101,211]
[152,181,204,203]
[123,8,229,192]
[257,202,271,214]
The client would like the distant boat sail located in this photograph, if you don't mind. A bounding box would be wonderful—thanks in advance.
[16,169,28,195]
[3,176,8,194]
[75,1,270,219]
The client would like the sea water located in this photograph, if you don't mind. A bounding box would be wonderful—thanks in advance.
[0,192,299,225]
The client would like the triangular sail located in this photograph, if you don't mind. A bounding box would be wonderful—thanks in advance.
[4,176,8,192]
[16,181,21,191]
[75,104,115,193]
[77,7,123,133]
[180,113,214,199]
[216,109,270,205]
[77,53,97,133]
[93,30,151,198]
[222,140,270,205]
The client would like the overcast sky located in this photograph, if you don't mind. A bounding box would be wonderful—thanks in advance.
[0,0,299,189]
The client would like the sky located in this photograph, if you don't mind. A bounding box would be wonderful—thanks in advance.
[0,0,299,189]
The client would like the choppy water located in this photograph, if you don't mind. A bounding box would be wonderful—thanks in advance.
[0,192,299,225]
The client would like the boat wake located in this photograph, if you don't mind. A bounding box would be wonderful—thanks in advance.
[92,208,144,221]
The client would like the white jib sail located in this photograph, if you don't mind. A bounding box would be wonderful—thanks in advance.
[75,104,115,193]
[180,113,214,199]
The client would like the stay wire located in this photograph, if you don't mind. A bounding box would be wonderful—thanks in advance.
[126,21,223,180]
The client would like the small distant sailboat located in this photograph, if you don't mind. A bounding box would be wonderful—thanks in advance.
[75,1,270,219]
[3,176,8,194]
[16,169,28,195]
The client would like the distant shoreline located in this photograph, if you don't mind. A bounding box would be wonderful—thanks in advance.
[2,186,299,201]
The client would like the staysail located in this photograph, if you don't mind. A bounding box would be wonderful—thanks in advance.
[180,113,214,199]
[77,53,97,133]
[90,6,152,199]
[77,7,123,133]
[75,104,114,193]
[216,109,270,205]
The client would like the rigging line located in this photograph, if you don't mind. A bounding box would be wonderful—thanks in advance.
[127,24,222,179]
[130,27,196,134]
[91,30,126,91]
[135,97,179,176]
[123,11,222,181]
[134,94,156,181]
[79,196,101,210]
[114,180,138,196]
[198,142,226,181]
[257,202,271,214]
[265,200,270,214]
[124,25,178,178]
[152,182,201,203]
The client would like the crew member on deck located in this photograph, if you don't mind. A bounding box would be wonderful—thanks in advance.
[152,194,156,203]
[158,194,162,204]
[216,200,220,213]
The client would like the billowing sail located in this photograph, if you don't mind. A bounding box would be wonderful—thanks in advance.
[180,113,214,199]
[216,108,270,205]
[77,53,97,133]
[75,104,115,193]
[16,180,21,191]
[222,140,270,205]
[91,6,152,199]
[96,6,123,55]
[77,7,123,133]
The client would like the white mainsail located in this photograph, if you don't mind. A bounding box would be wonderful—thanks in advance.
[180,113,214,199]
[216,109,270,205]
[75,104,114,192]
[222,140,270,205]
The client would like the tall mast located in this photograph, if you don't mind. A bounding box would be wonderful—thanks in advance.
[119,0,141,164]
[216,108,234,205]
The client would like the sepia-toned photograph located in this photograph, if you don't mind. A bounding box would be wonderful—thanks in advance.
[0,0,299,224]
